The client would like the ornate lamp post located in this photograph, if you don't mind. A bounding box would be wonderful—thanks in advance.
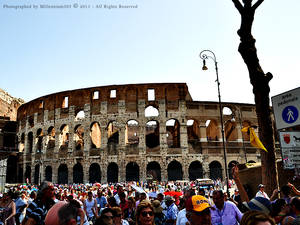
[199,50,230,196]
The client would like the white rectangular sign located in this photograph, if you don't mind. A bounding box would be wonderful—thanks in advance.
[271,87,300,130]
[279,131,300,169]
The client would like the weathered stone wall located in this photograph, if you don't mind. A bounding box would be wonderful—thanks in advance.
[0,89,24,121]
[16,83,279,184]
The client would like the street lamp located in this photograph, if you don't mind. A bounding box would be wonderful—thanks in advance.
[199,50,230,196]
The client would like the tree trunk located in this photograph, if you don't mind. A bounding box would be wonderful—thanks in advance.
[232,0,278,194]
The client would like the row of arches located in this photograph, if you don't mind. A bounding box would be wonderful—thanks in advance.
[21,159,255,184]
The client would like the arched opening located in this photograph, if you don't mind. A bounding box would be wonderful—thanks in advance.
[74,125,84,150]
[36,128,43,153]
[125,120,139,145]
[107,163,118,183]
[75,110,85,121]
[59,125,69,151]
[145,105,159,117]
[47,126,55,150]
[146,120,159,148]
[189,161,203,180]
[107,121,119,144]
[19,133,25,152]
[45,166,52,182]
[89,163,101,183]
[166,119,180,148]
[126,162,139,181]
[206,120,219,141]
[90,122,101,148]
[73,163,83,184]
[58,164,68,184]
[224,121,238,141]
[28,132,33,153]
[24,165,31,183]
[209,161,223,180]
[6,155,18,183]
[167,160,183,181]
[187,119,199,143]
[34,164,40,184]
[223,107,233,115]
[228,161,238,179]
[146,161,161,181]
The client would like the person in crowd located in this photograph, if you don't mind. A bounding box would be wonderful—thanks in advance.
[256,185,270,200]
[96,190,107,213]
[119,192,129,213]
[290,197,300,225]
[135,200,155,225]
[269,198,293,225]
[0,191,16,225]
[15,192,27,225]
[107,196,118,208]
[176,188,195,225]
[136,193,147,208]
[157,193,167,216]
[83,191,97,223]
[27,192,36,205]
[111,206,129,225]
[94,207,114,225]
[232,189,243,209]
[124,196,135,225]
[165,195,178,225]
[22,181,55,225]
[151,200,166,225]
[240,210,276,225]
[185,195,212,225]
[210,190,243,225]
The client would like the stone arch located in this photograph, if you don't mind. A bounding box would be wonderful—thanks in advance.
[224,120,238,141]
[73,163,83,184]
[126,162,139,181]
[146,120,159,148]
[125,120,139,145]
[45,166,52,182]
[27,132,33,153]
[107,121,119,144]
[34,164,40,184]
[59,124,69,151]
[58,164,68,184]
[146,161,161,181]
[47,126,55,150]
[166,119,180,148]
[6,155,18,183]
[24,165,31,183]
[206,119,219,141]
[19,133,25,152]
[209,161,223,180]
[228,160,238,179]
[242,120,251,141]
[189,161,203,180]
[36,128,43,153]
[145,105,159,117]
[107,162,118,183]
[167,160,183,181]
[89,163,101,183]
[187,119,200,143]
[90,122,101,148]
[74,124,84,150]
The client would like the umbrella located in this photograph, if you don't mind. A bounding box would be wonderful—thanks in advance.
[164,191,183,198]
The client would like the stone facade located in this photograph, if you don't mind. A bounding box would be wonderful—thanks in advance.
[16,83,272,184]
[0,88,24,121]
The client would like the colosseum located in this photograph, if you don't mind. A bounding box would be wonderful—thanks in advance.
[16,83,271,184]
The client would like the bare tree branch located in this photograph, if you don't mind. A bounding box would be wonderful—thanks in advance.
[232,0,243,13]
[253,0,264,10]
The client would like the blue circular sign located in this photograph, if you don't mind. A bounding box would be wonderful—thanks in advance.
[282,106,299,124]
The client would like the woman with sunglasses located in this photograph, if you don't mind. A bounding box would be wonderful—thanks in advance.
[111,206,129,225]
[136,200,155,225]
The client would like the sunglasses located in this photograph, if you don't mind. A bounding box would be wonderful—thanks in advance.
[141,211,154,217]
[114,214,122,218]
[103,215,113,219]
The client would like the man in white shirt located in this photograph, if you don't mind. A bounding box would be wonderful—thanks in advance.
[256,184,270,199]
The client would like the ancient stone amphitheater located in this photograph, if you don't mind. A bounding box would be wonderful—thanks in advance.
[16,83,265,184]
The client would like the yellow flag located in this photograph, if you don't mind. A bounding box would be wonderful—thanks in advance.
[241,126,268,152]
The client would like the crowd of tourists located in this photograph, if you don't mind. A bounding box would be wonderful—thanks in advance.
[1,165,300,225]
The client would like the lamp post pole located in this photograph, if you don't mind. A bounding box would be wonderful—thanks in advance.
[199,50,230,197]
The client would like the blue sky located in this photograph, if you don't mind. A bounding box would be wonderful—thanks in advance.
[1,0,299,104]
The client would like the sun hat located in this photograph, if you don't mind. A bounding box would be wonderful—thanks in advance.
[243,197,271,214]
[152,200,163,214]
[186,195,210,212]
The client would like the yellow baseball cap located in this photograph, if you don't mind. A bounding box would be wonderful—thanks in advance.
[191,195,210,212]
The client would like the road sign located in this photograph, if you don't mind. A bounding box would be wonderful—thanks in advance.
[272,87,300,130]
[279,131,300,169]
